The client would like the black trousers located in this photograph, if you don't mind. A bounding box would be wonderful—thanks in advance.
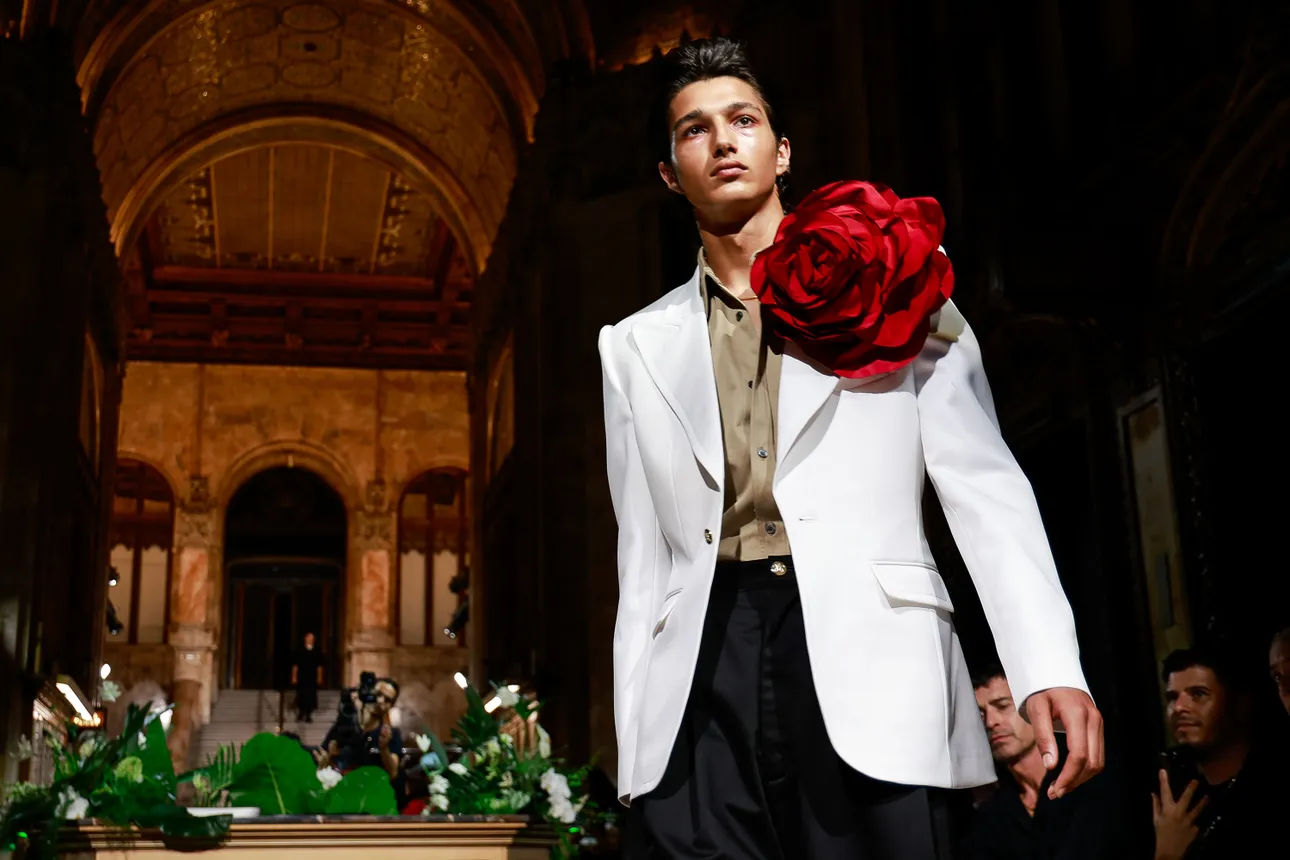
[628,557,951,860]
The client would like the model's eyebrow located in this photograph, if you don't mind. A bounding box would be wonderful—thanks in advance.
[672,101,764,134]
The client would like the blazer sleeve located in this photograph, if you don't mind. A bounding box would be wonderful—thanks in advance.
[914,301,1090,713]
[598,325,665,757]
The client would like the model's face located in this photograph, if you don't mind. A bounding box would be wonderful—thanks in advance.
[975,676,1036,763]
[660,76,789,222]
[304,632,315,648]
[1166,666,1229,749]
[1270,640,1290,716]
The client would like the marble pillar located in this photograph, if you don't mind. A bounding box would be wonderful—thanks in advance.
[348,508,396,683]
[171,500,217,726]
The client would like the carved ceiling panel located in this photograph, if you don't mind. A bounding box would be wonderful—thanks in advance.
[92,0,518,267]
[154,143,468,277]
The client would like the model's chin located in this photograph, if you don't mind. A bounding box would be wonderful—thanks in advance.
[690,181,776,216]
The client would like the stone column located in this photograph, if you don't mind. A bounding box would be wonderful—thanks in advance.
[348,500,396,683]
[167,488,217,767]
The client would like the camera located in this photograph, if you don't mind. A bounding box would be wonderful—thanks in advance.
[355,670,379,704]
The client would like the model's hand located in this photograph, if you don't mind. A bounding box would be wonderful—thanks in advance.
[1152,771,1207,860]
[313,748,330,768]
[1025,687,1104,799]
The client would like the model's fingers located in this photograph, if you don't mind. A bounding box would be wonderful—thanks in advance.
[1049,704,1088,799]
[1028,693,1059,772]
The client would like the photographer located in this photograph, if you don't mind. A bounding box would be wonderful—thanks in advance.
[316,673,405,804]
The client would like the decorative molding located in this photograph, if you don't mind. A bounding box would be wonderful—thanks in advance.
[354,510,395,551]
[364,477,388,514]
[174,508,214,549]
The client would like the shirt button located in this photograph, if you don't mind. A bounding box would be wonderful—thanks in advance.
[757,448,768,459]
[765,522,777,535]
[747,380,753,389]
[770,561,787,576]
[704,529,713,544]
[736,311,744,321]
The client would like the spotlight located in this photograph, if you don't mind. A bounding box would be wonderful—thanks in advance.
[453,672,468,689]
[484,697,501,713]
[108,566,119,587]
[100,663,111,680]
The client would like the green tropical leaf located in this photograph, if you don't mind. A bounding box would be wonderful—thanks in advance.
[227,733,319,815]
[322,767,397,815]
[139,716,176,793]
[451,686,499,750]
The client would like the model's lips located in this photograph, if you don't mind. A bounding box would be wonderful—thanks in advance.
[712,160,747,179]
[989,734,1011,745]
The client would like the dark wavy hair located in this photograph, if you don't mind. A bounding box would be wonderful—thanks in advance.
[652,37,788,195]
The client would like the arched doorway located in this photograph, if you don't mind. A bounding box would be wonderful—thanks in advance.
[223,467,346,691]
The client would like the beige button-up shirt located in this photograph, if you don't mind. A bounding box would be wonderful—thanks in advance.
[699,251,792,562]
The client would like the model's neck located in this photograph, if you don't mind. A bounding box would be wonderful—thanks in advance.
[1197,738,1250,785]
[697,195,784,301]
[1007,745,1048,816]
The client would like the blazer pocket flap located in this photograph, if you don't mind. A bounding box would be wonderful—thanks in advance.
[871,562,955,613]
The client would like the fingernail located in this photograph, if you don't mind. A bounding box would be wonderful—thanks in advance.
[1043,753,1056,768]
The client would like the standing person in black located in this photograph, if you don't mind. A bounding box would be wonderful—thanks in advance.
[960,668,1129,859]
[291,631,324,722]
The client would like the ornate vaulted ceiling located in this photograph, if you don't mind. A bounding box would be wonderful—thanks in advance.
[72,0,591,369]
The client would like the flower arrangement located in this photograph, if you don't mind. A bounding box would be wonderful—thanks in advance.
[415,683,608,858]
[0,705,228,859]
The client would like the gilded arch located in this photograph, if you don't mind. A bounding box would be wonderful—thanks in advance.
[109,107,492,272]
[85,0,534,270]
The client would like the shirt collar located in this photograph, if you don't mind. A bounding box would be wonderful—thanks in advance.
[697,247,744,311]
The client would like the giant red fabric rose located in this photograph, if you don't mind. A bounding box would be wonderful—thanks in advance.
[751,181,954,379]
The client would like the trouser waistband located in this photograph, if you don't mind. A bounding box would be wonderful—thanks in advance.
[714,555,796,589]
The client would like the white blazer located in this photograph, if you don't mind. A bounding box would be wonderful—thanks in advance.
[598,266,1089,803]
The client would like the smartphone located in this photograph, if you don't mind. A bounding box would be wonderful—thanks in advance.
[1157,749,1197,801]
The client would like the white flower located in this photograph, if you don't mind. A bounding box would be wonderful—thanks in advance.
[536,725,552,759]
[429,774,450,795]
[316,767,343,790]
[448,762,469,776]
[8,735,33,761]
[77,735,104,762]
[496,687,519,708]
[414,734,432,753]
[499,772,513,789]
[100,680,121,703]
[482,738,502,760]
[427,793,450,812]
[540,768,571,801]
[500,732,514,746]
[549,797,576,824]
[59,788,90,821]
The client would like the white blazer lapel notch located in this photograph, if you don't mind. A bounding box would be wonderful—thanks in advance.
[775,344,840,484]
[629,275,723,485]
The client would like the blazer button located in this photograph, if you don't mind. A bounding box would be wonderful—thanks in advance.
[770,561,787,576]
[704,529,713,545]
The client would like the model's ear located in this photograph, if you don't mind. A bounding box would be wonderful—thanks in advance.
[776,137,791,179]
[659,161,684,195]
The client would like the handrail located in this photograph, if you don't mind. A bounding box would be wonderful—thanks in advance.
[277,688,285,733]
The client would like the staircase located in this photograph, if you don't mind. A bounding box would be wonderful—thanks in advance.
[193,689,342,766]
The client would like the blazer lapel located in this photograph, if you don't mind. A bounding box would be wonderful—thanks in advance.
[776,344,841,484]
[630,273,723,485]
